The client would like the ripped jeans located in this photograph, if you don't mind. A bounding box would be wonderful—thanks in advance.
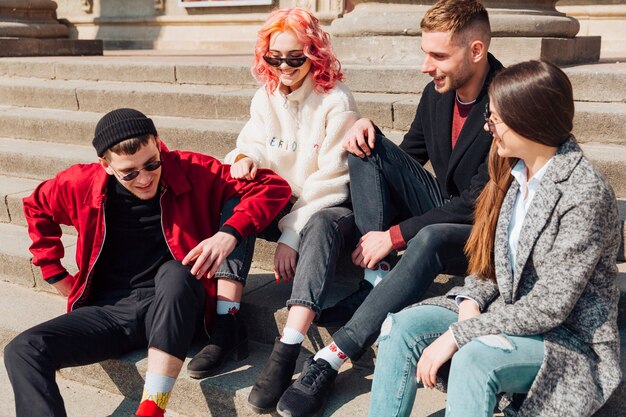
[369,305,544,417]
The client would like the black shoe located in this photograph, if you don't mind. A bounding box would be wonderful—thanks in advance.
[316,280,373,328]
[247,338,301,414]
[276,357,338,417]
[187,312,249,379]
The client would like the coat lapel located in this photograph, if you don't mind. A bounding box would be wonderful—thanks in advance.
[495,181,517,303]
[511,180,561,297]
[434,92,454,168]
[447,99,488,179]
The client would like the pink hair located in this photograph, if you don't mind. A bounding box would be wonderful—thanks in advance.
[252,7,343,94]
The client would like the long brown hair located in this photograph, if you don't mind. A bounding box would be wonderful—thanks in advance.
[465,60,574,281]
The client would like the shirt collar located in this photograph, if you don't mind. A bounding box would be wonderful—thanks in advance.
[511,157,554,191]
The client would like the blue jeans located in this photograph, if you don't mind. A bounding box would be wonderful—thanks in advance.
[370,305,544,417]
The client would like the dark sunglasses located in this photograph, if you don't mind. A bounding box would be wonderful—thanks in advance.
[263,55,308,68]
[111,159,162,181]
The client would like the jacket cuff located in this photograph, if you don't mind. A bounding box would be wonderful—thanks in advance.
[40,261,69,282]
[223,211,257,239]
[46,271,71,285]
[219,225,242,244]
[389,225,407,250]
[277,229,300,252]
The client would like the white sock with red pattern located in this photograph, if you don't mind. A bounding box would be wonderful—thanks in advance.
[216,300,240,315]
[314,342,348,371]
[363,261,391,287]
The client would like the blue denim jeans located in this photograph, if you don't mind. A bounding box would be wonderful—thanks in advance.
[370,305,544,417]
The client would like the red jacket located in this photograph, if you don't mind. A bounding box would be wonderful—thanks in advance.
[23,143,291,329]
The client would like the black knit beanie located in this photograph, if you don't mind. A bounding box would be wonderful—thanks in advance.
[92,108,158,156]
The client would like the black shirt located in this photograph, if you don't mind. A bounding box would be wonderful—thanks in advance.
[92,177,172,294]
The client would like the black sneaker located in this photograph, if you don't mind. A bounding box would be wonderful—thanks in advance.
[316,280,373,328]
[276,357,338,417]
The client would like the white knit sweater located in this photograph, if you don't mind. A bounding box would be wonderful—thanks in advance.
[225,75,359,251]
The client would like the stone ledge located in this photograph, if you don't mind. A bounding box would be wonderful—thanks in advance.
[0,38,102,57]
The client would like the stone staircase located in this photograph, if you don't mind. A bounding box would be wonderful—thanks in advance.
[0,54,625,416]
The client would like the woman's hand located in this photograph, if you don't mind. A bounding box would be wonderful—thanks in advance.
[416,330,458,388]
[342,117,377,158]
[230,157,258,180]
[274,243,297,283]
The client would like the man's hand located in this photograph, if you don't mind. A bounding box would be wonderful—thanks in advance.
[416,330,458,388]
[342,118,377,158]
[351,230,393,269]
[230,157,258,180]
[182,232,238,279]
[458,298,481,322]
[51,277,72,297]
[274,243,297,283]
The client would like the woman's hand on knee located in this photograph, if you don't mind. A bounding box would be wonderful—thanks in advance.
[416,330,458,388]
[274,243,297,283]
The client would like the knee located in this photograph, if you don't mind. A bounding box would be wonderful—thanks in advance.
[155,260,203,299]
[301,210,340,238]
[407,225,446,253]
[450,339,508,379]
[4,331,42,370]
[378,307,432,344]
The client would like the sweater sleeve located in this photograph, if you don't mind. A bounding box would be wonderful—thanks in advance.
[277,99,359,250]
[224,88,270,168]
[449,188,617,347]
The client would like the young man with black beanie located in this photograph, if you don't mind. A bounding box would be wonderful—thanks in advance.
[4,108,291,417]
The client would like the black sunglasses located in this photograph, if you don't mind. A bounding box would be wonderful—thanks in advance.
[111,160,162,182]
[263,55,308,68]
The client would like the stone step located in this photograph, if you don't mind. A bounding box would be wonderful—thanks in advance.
[2,132,626,200]
[0,56,624,102]
[0,77,418,132]
[0,357,190,417]
[2,78,626,147]
[0,105,243,157]
[0,267,624,416]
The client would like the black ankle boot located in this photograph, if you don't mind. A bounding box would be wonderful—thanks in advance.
[187,312,249,379]
[247,338,301,414]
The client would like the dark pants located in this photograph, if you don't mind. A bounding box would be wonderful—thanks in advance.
[259,202,356,316]
[4,260,204,417]
[332,135,471,360]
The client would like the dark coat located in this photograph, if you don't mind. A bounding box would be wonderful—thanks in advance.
[393,53,503,242]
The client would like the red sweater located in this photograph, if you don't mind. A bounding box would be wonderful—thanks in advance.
[23,142,291,328]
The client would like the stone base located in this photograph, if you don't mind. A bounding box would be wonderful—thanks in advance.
[0,38,103,57]
[332,35,601,66]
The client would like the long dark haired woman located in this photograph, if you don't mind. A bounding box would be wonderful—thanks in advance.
[369,60,621,417]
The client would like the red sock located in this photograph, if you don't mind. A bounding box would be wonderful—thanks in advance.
[135,399,165,417]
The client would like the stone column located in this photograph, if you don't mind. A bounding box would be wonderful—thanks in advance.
[330,0,600,66]
[0,0,102,56]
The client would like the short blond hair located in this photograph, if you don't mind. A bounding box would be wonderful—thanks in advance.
[421,0,491,45]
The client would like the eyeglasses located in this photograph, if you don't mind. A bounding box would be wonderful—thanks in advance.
[483,103,503,135]
[263,55,308,68]
[110,159,162,181]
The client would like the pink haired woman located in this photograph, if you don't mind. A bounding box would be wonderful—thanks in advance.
[188,7,360,415]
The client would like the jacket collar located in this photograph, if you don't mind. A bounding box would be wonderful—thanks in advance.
[83,140,191,207]
[275,73,315,105]
[497,136,582,299]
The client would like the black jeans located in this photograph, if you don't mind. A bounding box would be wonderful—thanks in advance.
[259,202,356,316]
[4,260,204,417]
[332,135,471,360]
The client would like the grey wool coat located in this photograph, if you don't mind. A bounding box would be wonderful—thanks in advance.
[423,138,622,416]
